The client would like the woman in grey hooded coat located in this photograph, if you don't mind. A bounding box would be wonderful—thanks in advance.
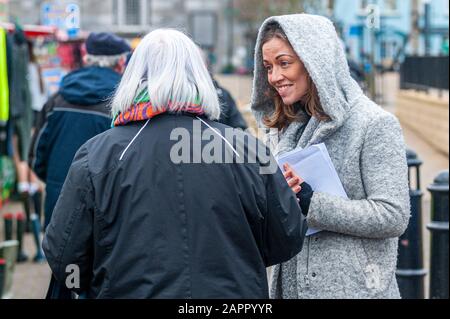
[251,14,410,299]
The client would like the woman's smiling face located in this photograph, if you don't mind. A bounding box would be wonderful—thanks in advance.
[262,37,309,106]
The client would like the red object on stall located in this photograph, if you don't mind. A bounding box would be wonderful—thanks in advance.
[24,25,57,38]
[0,22,56,38]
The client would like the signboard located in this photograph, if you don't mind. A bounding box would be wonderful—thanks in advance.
[41,2,80,37]
[0,0,8,23]
[65,3,80,37]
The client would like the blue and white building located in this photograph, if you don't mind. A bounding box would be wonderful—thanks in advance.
[323,0,449,65]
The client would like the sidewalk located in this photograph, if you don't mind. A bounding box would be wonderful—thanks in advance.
[0,201,51,299]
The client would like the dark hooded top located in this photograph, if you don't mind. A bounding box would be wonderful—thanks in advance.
[29,66,120,227]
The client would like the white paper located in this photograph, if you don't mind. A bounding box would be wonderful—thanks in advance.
[276,143,348,236]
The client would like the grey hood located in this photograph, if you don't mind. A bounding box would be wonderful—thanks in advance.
[251,14,365,151]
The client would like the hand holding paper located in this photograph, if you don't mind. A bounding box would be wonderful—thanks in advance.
[282,163,304,194]
[277,143,348,236]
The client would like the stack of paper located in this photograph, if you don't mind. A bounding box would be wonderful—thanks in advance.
[276,143,348,236]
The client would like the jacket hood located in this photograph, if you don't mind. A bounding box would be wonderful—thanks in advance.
[251,14,365,147]
[60,66,121,106]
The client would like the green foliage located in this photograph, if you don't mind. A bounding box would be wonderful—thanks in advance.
[0,156,16,201]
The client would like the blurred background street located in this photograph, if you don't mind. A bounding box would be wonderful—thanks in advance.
[0,0,448,299]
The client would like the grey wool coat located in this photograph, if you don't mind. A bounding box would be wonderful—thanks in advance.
[251,14,411,299]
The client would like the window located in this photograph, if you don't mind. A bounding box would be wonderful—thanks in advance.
[189,11,217,49]
[323,0,335,16]
[125,0,140,25]
[384,0,397,12]
[358,0,372,15]
[113,0,118,24]
[327,0,335,11]
[360,0,369,11]
[114,0,151,26]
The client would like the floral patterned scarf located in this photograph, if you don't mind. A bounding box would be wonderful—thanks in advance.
[113,86,205,127]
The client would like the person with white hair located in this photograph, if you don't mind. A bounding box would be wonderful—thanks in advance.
[43,29,307,299]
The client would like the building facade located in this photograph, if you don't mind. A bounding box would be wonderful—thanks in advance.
[5,0,449,70]
[7,0,238,71]
[328,0,449,66]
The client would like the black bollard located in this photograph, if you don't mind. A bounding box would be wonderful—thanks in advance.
[0,258,4,298]
[16,212,28,263]
[3,212,13,241]
[396,149,426,299]
[427,170,449,299]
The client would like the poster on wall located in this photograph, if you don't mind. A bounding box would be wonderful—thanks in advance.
[41,67,65,96]
[41,1,80,38]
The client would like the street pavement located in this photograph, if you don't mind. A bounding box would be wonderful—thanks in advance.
[0,74,447,299]
[0,201,51,299]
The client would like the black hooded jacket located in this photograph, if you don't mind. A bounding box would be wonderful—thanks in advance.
[43,113,307,299]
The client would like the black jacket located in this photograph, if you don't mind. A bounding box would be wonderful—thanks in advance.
[214,80,248,130]
[43,113,307,299]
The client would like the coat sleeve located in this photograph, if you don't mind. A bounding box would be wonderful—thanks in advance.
[219,88,248,130]
[262,165,308,267]
[28,95,55,181]
[307,114,411,239]
[42,144,94,293]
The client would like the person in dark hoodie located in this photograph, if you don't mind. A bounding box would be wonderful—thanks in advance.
[28,32,130,299]
[29,32,131,229]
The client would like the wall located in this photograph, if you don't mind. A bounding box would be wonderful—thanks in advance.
[396,90,449,155]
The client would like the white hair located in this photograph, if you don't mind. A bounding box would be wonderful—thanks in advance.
[111,29,220,120]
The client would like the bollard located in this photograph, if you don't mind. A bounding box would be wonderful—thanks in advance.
[396,149,426,299]
[427,170,449,299]
[3,212,13,241]
[15,212,28,263]
[0,258,5,298]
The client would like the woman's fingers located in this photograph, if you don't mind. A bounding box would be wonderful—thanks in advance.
[283,163,305,193]
[287,177,300,187]
[283,170,292,179]
[283,164,297,178]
